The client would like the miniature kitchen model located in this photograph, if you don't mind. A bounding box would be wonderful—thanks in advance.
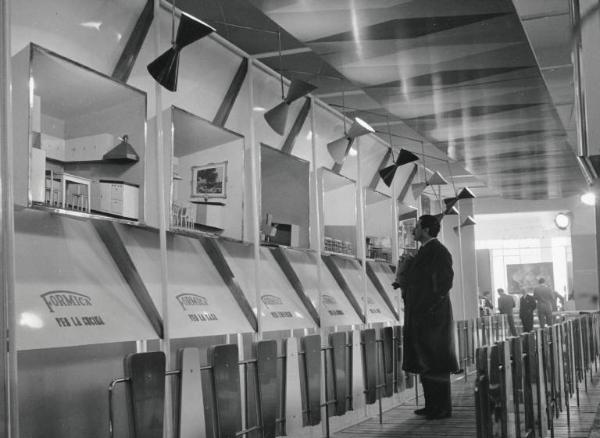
[12,44,146,221]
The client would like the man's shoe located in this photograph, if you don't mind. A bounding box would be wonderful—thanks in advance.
[426,409,451,420]
[414,407,430,416]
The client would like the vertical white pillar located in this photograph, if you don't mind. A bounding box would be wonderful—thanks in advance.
[391,176,401,321]
[356,141,368,327]
[151,2,171,437]
[0,0,19,436]
[310,101,324,338]
[248,59,262,339]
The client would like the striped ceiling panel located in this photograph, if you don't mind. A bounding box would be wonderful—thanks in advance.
[178,0,584,200]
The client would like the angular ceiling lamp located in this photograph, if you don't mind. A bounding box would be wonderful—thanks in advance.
[411,170,449,198]
[103,135,139,161]
[327,117,375,164]
[265,78,316,135]
[264,30,316,135]
[147,7,215,92]
[453,216,476,233]
[379,149,419,187]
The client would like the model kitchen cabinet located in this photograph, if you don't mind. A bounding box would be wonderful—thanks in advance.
[92,181,139,220]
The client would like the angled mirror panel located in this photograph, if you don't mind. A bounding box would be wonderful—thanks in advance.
[218,240,317,331]
[260,144,310,248]
[321,168,356,256]
[282,248,362,327]
[327,255,396,323]
[14,210,157,350]
[16,44,147,222]
[114,225,254,337]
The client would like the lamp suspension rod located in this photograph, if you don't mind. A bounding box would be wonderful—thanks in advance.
[171,0,176,44]
[277,30,284,100]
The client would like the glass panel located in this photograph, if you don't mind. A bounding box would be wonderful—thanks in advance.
[218,241,317,330]
[328,255,396,323]
[321,168,356,255]
[115,226,254,337]
[14,210,157,350]
[284,249,362,327]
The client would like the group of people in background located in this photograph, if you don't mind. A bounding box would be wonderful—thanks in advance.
[480,278,566,335]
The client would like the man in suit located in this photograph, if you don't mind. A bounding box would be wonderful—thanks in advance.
[533,278,554,327]
[519,289,537,332]
[497,288,516,336]
[401,215,459,420]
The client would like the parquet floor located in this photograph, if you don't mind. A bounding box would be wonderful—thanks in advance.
[333,368,600,438]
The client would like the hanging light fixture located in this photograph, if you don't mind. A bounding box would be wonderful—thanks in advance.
[411,170,449,198]
[147,7,215,92]
[379,149,419,187]
[103,135,139,161]
[327,117,375,164]
[264,79,316,135]
[457,187,476,199]
[453,215,476,233]
[264,30,316,135]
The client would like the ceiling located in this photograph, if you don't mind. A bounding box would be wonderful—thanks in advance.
[176,0,585,200]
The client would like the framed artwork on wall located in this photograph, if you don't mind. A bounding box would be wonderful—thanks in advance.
[506,262,554,294]
[191,161,227,199]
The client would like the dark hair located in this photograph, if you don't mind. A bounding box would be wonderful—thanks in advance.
[419,214,440,237]
[538,278,545,284]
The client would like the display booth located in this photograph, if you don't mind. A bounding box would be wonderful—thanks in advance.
[260,144,310,248]
[320,168,357,255]
[13,44,147,222]
[151,106,246,239]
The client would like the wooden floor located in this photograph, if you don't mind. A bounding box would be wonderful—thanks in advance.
[333,368,600,438]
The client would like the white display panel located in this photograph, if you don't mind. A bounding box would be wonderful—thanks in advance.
[283,249,361,327]
[368,261,404,324]
[14,210,157,350]
[329,256,397,323]
[218,241,317,331]
[115,225,254,337]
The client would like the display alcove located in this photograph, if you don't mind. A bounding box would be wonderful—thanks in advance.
[320,168,357,256]
[12,43,147,222]
[260,144,310,248]
[148,106,245,240]
[365,189,393,263]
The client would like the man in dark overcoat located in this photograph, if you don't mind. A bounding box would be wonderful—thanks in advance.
[400,214,459,420]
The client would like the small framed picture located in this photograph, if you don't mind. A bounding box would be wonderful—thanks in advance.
[191,161,227,199]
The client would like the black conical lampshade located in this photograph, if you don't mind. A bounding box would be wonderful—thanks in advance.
[457,187,476,200]
[265,79,316,135]
[147,12,215,92]
[378,149,419,187]
[443,197,458,214]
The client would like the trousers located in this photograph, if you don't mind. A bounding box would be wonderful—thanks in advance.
[420,371,451,413]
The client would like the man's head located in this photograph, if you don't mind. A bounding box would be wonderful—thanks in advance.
[497,288,505,295]
[413,214,440,243]
[483,290,491,297]
[538,278,546,284]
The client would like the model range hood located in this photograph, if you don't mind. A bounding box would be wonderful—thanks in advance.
[103,135,139,161]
